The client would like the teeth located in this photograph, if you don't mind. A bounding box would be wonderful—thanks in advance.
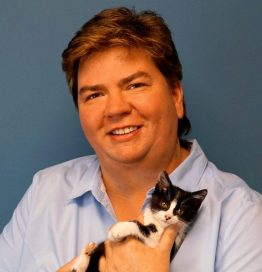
[112,126,138,135]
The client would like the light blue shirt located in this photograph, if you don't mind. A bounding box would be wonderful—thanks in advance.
[1,140,262,271]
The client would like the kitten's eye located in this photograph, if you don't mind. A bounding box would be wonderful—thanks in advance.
[161,202,168,209]
[177,209,183,215]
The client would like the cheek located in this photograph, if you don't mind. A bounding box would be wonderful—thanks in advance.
[169,216,180,225]
[78,108,100,139]
[155,210,166,220]
[136,92,175,122]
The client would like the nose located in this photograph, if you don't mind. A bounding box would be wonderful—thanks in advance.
[165,215,172,221]
[104,92,132,118]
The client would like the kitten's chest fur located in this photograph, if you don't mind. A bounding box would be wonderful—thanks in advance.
[141,205,187,248]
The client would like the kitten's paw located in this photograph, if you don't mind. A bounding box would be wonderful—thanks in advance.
[70,243,96,272]
[82,242,97,256]
[70,254,89,272]
[108,222,136,242]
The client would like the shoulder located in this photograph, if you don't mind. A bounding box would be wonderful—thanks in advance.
[34,155,98,180]
[30,155,99,201]
[200,161,262,220]
[202,161,261,201]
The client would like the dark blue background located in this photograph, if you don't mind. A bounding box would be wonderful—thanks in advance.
[1,0,261,230]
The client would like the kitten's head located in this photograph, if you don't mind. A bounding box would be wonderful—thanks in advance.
[150,171,208,226]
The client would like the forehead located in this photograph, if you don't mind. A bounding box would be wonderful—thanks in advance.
[77,46,161,84]
[80,46,153,64]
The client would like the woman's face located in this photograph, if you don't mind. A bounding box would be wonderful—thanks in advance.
[77,47,184,168]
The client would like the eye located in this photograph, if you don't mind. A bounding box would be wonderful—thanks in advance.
[177,209,183,215]
[128,82,147,90]
[160,202,168,209]
[86,92,103,101]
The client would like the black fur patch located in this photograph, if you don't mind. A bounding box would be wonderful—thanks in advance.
[86,242,105,272]
[131,220,158,237]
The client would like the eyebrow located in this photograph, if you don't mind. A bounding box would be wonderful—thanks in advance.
[79,84,104,95]
[78,71,152,94]
[118,71,152,87]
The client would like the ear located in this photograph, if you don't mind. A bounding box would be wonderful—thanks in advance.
[157,171,172,192]
[181,189,208,209]
[192,189,208,201]
[171,82,184,119]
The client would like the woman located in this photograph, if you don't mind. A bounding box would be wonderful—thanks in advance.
[1,7,261,272]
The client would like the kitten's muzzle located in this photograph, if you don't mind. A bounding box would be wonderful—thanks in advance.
[165,215,172,221]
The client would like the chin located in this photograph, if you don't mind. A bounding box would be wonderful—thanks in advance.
[105,149,149,164]
[112,155,146,164]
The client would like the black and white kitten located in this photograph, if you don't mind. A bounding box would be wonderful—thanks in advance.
[71,171,208,272]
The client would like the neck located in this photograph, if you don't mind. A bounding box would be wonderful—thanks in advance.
[100,145,189,193]
[98,144,190,220]
[101,165,158,196]
[100,165,159,221]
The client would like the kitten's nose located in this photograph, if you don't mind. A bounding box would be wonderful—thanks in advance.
[165,215,171,221]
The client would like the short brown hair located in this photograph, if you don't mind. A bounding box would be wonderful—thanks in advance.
[62,7,191,148]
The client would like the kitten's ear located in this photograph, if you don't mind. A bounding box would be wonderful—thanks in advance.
[188,189,208,208]
[157,171,172,192]
[181,189,208,209]
[192,189,208,201]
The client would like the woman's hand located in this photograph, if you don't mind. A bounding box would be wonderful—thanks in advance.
[57,225,177,272]
[99,225,177,272]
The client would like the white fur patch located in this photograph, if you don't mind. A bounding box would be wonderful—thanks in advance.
[108,221,140,242]
[71,254,90,272]
[70,243,96,272]
[153,200,179,226]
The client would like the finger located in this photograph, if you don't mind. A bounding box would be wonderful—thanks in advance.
[158,224,178,250]
[82,242,97,256]
[104,239,114,258]
[99,240,115,272]
[98,256,106,272]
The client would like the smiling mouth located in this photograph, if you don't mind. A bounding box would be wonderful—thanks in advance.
[111,126,139,135]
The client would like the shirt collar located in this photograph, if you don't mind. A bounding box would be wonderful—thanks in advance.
[143,139,208,210]
[66,156,115,214]
[67,157,101,201]
[169,139,208,191]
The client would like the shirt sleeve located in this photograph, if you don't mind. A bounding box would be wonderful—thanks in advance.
[216,191,262,271]
[0,182,33,271]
